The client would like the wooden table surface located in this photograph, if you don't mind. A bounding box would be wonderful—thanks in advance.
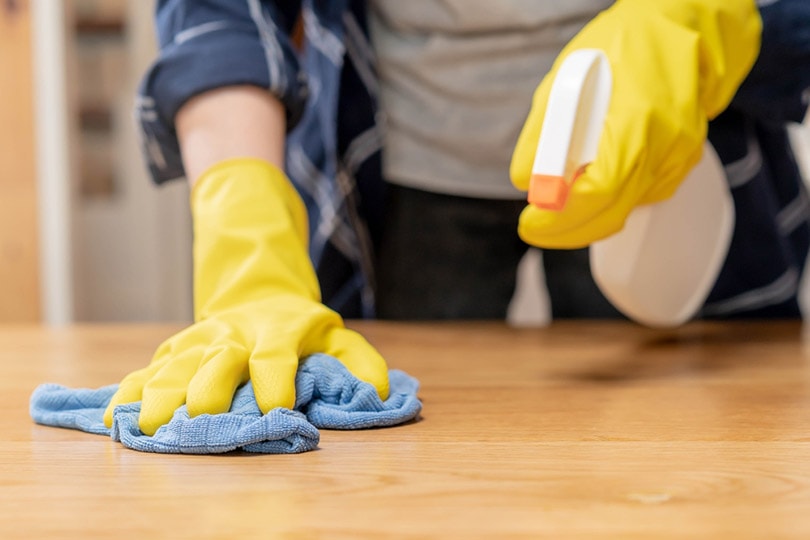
[3,321,810,539]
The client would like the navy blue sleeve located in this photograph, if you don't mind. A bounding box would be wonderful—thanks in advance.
[731,0,810,124]
[137,0,307,184]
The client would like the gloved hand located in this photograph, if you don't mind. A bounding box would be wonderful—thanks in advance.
[510,0,761,248]
[104,158,389,435]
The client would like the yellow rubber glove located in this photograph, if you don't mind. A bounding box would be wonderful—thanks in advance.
[510,0,761,249]
[104,158,389,435]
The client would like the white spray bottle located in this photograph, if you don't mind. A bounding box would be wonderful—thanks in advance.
[529,49,734,327]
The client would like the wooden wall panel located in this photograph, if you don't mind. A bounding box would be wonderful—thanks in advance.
[0,0,41,322]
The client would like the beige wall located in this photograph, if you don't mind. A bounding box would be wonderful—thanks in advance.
[0,1,41,322]
[69,0,192,322]
[55,0,191,321]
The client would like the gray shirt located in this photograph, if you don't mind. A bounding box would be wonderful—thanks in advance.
[368,0,613,199]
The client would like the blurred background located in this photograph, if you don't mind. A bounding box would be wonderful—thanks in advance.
[2,0,192,325]
[1,0,809,325]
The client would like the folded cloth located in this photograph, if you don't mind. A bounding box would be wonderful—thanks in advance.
[30,354,421,454]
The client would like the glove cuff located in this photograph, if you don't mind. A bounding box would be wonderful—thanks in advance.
[191,158,321,321]
[618,0,761,118]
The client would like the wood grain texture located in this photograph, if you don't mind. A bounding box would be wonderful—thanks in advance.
[0,0,41,321]
[2,321,810,538]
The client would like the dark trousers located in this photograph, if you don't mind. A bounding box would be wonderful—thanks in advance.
[375,184,623,320]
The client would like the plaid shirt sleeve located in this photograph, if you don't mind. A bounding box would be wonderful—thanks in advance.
[136,0,381,318]
[137,0,308,184]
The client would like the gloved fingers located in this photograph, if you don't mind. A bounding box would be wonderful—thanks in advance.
[149,334,180,364]
[509,63,632,243]
[319,326,390,401]
[514,118,638,248]
[284,304,389,399]
[186,340,251,417]
[248,344,300,414]
[516,138,703,249]
[294,305,390,399]
[246,304,349,413]
[102,329,193,428]
[509,17,611,192]
[138,345,207,436]
[103,362,163,428]
[514,74,704,250]
[517,191,634,249]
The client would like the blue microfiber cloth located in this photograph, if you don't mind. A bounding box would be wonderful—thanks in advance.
[30,354,421,454]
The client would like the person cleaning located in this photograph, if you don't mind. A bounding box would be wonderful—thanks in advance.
[106,0,810,435]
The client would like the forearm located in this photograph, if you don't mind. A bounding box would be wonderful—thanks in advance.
[176,86,287,187]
